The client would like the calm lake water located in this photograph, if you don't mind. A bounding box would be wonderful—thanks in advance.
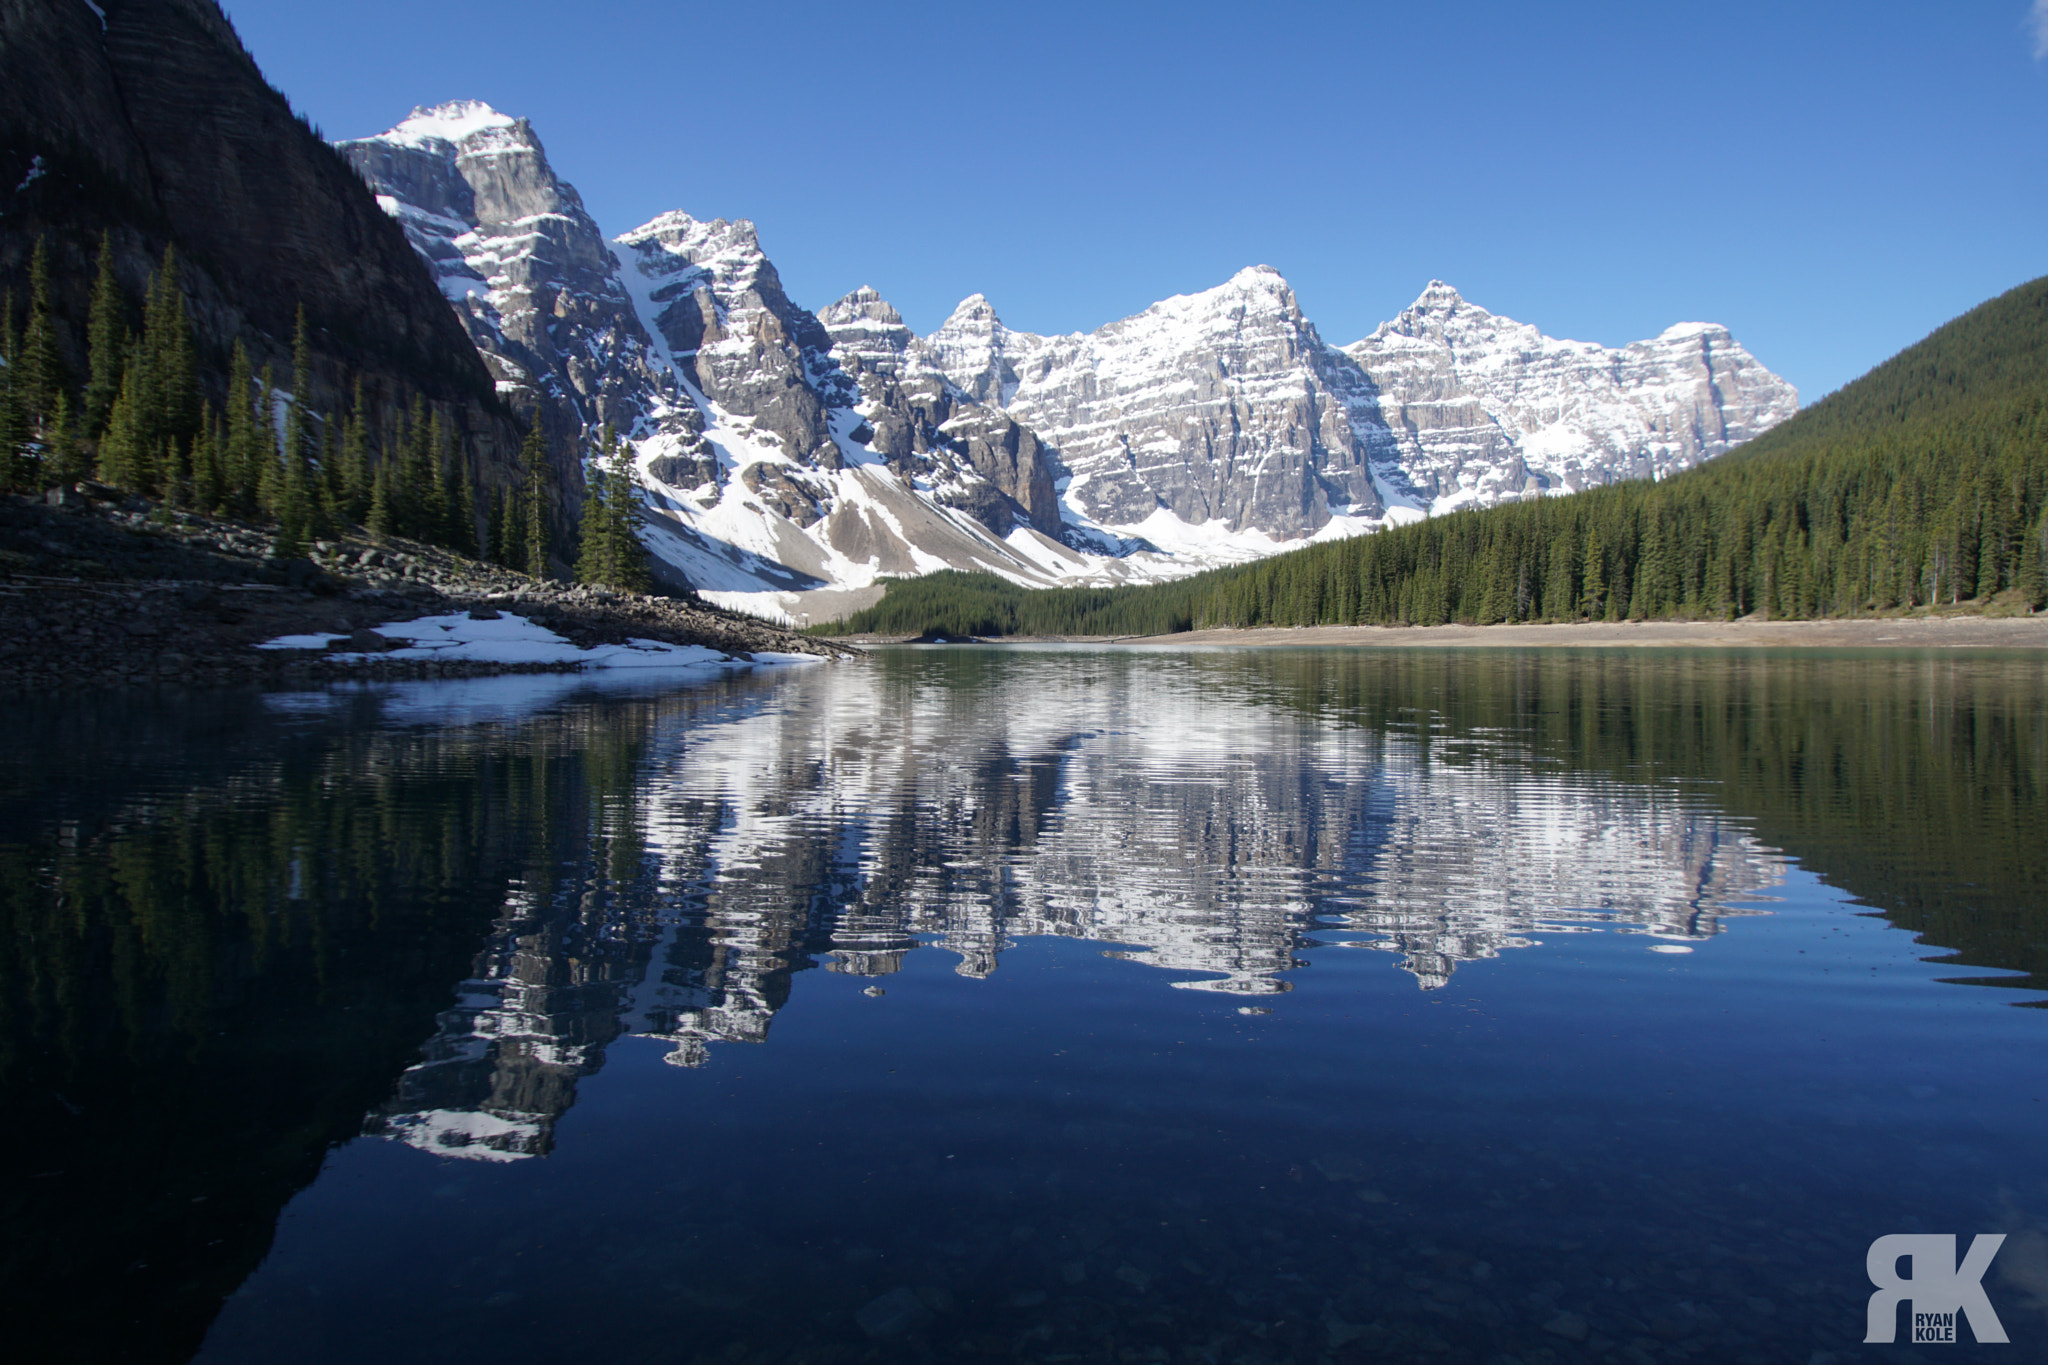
[3,646,2046,1365]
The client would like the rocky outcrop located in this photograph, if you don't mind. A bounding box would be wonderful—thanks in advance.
[616,210,845,463]
[0,0,526,498]
[817,286,1063,539]
[1343,281,1800,508]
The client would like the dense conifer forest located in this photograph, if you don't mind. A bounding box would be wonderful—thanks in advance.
[0,234,649,589]
[826,276,2048,638]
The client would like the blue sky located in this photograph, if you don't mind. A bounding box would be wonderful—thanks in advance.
[221,0,2048,404]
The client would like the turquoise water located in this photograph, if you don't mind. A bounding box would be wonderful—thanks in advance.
[3,647,2045,1363]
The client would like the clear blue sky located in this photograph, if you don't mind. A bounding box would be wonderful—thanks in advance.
[220,0,2048,404]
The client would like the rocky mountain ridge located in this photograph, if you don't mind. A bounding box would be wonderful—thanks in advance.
[341,101,1797,618]
[342,109,1101,612]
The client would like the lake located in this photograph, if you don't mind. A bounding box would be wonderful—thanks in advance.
[3,645,2045,1364]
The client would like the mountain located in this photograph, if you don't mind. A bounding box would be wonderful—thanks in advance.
[342,108,1104,606]
[926,267,1400,547]
[340,101,1797,617]
[1346,281,1798,510]
[839,275,2046,636]
[334,101,658,438]
[0,1,525,502]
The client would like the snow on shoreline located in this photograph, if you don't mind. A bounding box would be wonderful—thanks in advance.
[256,611,826,672]
[257,611,829,726]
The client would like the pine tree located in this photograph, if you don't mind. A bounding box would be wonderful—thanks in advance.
[19,237,67,438]
[1578,520,1604,620]
[494,484,522,570]
[423,408,451,545]
[366,441,394,539]
[338,381,373,524]
[256,365,283,516]
[144,247,200,454]
[97,360,144,490]
[571,426,652,591]
[576,439,611,585]
[83,233,126,438]
[519,420,549,578]
[393,395,430,538]
[192,404,225,514]
[128,257,169,486]
[280,307,330,539]
[224,342,261,517]
[451,449,479,556]
[604,438,651,592]
[282,308,313,498]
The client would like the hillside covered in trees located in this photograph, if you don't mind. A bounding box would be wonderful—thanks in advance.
[826,275,2048,638]
[0,235,651,591]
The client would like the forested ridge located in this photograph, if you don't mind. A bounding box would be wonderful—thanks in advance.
[0,237,649,590]
[826,275,2048,638]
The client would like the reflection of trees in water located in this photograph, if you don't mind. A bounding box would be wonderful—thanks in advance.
[0,685,701,1363]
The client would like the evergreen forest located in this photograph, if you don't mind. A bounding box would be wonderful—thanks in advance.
[0,234,649,590]
[825,275,2048,638]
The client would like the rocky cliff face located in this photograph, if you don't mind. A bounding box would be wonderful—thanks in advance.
[927,267,1393,542]
[335,103,658,439]
[0,0,525,497]
[1344,282,1800,510]
[817,285,1062,539]
[616,210,844,464]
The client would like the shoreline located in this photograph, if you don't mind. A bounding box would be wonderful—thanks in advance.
[838,616,2048,650]
[0,492,857,691]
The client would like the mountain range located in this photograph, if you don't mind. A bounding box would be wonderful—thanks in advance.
[340,101,1797,619]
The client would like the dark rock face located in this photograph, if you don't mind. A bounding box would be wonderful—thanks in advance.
[0,0,527,497]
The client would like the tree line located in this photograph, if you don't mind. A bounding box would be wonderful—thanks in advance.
[826,276,2048,637]
[0,234,652,591]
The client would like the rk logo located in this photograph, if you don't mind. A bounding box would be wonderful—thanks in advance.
[1864,1234,2008,1344]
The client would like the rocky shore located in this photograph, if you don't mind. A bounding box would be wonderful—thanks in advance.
[0,487,858,692]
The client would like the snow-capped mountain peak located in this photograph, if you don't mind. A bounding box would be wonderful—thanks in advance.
[379,99,520,149]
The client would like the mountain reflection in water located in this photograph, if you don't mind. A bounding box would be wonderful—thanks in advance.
[1,646,2044,1364]
[372,650,1790,1164]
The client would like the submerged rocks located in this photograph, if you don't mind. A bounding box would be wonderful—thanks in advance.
[854,1286,931,1339]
